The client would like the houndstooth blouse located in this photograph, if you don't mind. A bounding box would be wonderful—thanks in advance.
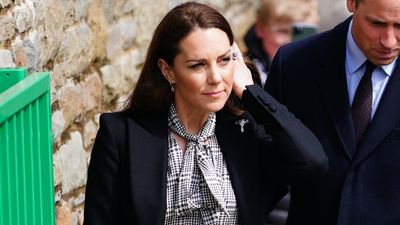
[164,104,240,225]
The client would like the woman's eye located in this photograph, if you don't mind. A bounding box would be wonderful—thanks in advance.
[190,63,204,69]
[220,57,231,66]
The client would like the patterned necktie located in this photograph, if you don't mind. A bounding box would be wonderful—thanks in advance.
[351,60,377,147]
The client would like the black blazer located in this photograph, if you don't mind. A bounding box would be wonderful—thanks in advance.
[266,17,400,225]
[83,85,328,225]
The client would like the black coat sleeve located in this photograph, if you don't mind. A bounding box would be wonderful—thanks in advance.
[243,84,329,184]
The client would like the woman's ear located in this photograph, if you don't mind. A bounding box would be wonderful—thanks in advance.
[158,58,175,83]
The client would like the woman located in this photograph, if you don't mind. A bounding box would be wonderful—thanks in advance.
[84,2,328,225]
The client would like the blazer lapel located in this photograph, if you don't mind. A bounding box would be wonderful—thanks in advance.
[216,111,261,225]
[124,110,262,224]
[352,61,400,167]
[127,112,169,225]
[317,18,356,160]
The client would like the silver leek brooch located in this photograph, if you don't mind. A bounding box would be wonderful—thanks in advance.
[235,119,249,133]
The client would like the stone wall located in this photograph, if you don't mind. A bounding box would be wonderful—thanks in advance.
[0,0,257,224]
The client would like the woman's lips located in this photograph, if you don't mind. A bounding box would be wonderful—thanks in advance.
[203,90,223,98]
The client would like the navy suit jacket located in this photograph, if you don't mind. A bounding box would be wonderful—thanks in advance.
[83,85,328,225]
[266,17,400,225]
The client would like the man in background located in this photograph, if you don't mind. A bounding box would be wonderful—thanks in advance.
[266,0,400,224]
[244,0,319,88]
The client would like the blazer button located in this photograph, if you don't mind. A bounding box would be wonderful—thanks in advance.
[259,97,270,106]
[268,105,277,112]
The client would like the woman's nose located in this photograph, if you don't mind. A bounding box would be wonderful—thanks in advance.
[208,66,222,84]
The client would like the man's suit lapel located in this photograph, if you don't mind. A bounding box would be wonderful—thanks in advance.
[317,18,356,160]
[317,19,400,167]
[127,112,169,225]
[352,61,400,167]
[216,111,260,225]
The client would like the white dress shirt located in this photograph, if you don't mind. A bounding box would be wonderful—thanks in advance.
[345,20,397,119]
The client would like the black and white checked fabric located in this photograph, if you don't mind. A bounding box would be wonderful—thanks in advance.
[164,104,239,225]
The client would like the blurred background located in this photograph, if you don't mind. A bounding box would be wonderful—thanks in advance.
[0,0,349,224]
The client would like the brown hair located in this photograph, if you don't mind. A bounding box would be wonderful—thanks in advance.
[123,2,242,115]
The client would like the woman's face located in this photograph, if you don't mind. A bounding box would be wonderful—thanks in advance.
[161,28,234,116]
